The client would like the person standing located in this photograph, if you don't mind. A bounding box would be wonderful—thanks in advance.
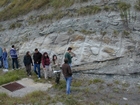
[0,47,3,68]
[3,48,8,70]
[10,45,19,70]
[23,51,33,77]
[42,52,52,79]
[52,55,61,84]
[33,48,42,79]
[65,47,74,67]
[62,59,72,95]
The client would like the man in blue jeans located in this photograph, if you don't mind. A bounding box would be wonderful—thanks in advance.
[0,47,3,68]
[62,59,73,95]
[10,45,18,69]
[33,48,42,79]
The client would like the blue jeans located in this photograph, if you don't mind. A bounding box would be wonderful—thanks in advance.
[12,58,18,69]
[3,59,8,69]
[34,64,41,78]
[65,76,72,94]
[0,56,3,68]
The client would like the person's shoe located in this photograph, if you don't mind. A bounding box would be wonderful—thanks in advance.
[38,78,41,80]
[29,75,32,77]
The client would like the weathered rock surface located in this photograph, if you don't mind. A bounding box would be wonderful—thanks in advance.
[0,0,140,75]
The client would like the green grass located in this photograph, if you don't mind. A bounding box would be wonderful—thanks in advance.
[103,5,112,11]
[118,1,131,11]
[0,70,26,85]
[72,80,82,87]
[9,22,22,29]
[49,0,74,9]
[53,80,66,90]
[0,0,49,21]
[114,80,120,85]
[77,5,101,15]
[0,24,5,32]
[80,29,96,35]
[0,0,10,6]
[122,30,130,37]
[28,5,102,24]
[89,78,104,84]
[0,0,91,22]
[135,0,140,11]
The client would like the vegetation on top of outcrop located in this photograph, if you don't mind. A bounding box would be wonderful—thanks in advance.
[0,0,89,21]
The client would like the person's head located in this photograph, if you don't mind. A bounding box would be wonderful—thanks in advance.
[67,47,72,52]
[64,59,68,64]
[26,51,30,56]
[43,52,49,58]
[53,55,57,60]
[35,48,38,53]
[12,45,15,48]
[3,48,6,52]
[52,55,57,63]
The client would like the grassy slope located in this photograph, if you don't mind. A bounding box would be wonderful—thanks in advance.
[0,0,78,21]
[0,71,139,105]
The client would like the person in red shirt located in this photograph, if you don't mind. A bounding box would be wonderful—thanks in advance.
[42,52,52,79]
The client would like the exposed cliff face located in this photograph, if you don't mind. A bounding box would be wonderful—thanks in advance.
[0,0,140,74]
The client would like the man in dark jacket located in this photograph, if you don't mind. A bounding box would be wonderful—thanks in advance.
[62,59,72,95]
[23,51,33,77]
[33,48,42,79]
[10,45,19,69]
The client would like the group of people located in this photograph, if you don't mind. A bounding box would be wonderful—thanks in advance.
[24,47,74,94]
[0,45,19,71]
[0,45,74,95]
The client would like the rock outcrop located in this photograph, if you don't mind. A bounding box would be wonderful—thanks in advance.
[0,0,140,75]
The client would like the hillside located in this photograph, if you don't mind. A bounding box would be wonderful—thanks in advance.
[0,0,140,74]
